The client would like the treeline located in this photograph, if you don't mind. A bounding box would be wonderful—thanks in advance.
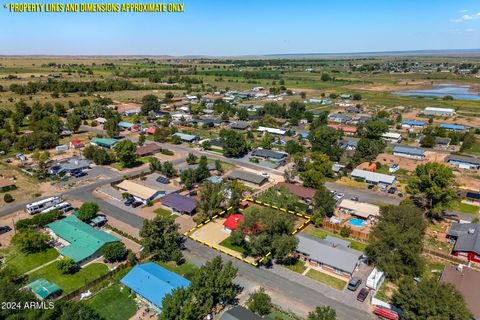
[9,79,138,95]
[195,69,283,79]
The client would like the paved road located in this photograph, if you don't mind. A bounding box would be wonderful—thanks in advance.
[184,240,373,320]
[325,182,401,205]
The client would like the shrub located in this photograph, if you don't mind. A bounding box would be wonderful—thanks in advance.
[57,258,77,274]
[4,193,14,203]
[340,225,352,238]
[77,202,99,221]
[101,242,127,262]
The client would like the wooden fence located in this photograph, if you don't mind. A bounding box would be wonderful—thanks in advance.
[322,220,370,241]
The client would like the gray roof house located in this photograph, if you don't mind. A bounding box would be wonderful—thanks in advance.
[328,113,352,124]
[251,149,287,162]
[445,155,480,170]
[447,223,480,263]
[340,138,358,151]
[230,121,250,130]
[48,158,91,176]
[227,170,267,186]
[220,306,268,320]
[393,146,426,159]
[295,234,363,277]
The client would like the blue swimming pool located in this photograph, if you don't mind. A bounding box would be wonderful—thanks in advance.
[349,218,366,227]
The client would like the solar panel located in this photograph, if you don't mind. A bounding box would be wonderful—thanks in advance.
[156,176,170,184]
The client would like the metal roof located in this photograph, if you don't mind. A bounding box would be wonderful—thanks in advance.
[296,234,362,275]
[220,306,266,320]
[402,120,425,126]
[27,278,62,300]
[441,266,480,320]
[338,199,380,218]
[446,155,480,166]
[393,146,426,156]
[439,123,465,131]
[91,137,118,147]
[351,169,396,185]
[173,132,198,142]
[117,180,160,200]
[121,262,190,310]
[227,170,267,185]
[47,215,119,263]
[251,149,287,160]
[230,121,250,130]
[161,193,196,213]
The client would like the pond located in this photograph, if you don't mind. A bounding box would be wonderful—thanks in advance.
[391,84,480,100]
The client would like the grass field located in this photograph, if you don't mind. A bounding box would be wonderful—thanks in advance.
[28,262,109,295]
[305,269,347,290]
[157,261,199,280]
[86,284,137,320]
[219,237,249,255]
[4,247,59,274]
[449,201,479,215]
[303,226,368,252]
[283,259,307,274]
[154,207,173,217]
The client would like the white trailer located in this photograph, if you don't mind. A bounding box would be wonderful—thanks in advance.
[366,267,385,290]
[26,196,63,215]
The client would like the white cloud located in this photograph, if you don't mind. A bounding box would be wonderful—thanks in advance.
[459,9,468,13]
[465,28,476,32]
[452,12,480,22]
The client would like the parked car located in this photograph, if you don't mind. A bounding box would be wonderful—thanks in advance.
[124,197,135,206]
[387,187,397,194]
[72,171,87,178]
[398,192,404,198]
[334,193,344,201]
[347,277,362,291]
[380,185,387,192]
[260,172,270,178]
[131,201,143,208]
[330,190,337,196]
[0,226,12,235]
[368,184,375,190]
[350,196,359,201]
[357,288,369,302]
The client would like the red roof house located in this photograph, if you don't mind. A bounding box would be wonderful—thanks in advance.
[145,127,157,135]
[223,214,244,232]
[69,140,84,149]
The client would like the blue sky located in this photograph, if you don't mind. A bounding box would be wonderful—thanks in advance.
[1,0,479,55]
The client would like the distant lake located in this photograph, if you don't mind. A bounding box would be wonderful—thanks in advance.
[392,84,480,101]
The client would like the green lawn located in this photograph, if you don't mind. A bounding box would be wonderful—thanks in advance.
[5,247,59,274]
[305,269,346,290]
[219,237,250,255]
[86,284,137,320]
[303,226,367,252]
[269,306,300,320]
[422,261,445,280]
[449,201,479,215]
[283,259,307,274]
[28,262,109,295]
[157,261,199,280]
[463,140,480,156]
[154,207,173,217]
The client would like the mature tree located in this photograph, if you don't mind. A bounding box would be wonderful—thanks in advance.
[406,162,457,218]
[186,152,197,165]
[300,152,333,189]
[257,187,301,212]
[104,117,120,138]
[285,140,305,155]
[352,138,385,164]
[227,179,245,211]
[101,242,127,262]
[57,258,77,274]
[161,161,177,178]
[141,94,160,114]
[160,287,200,320]
[66,113,81,133]
[363,120,388,139]
[77,202,99,222]
[153,127,170,143]
[137,133,146,146]
[420,135,436,148]
[247,288,272,316]
[196,181,225,222]
[307,306,337,320]
[149,157,162,172]
[12,228,50,254]
[392,277,470,320]
[352,93,362,101]
[180,168,197,189]
[219,129,249,158]
[83,145,111,165]
[140,215,183,261]
[31,150,51,179]
[114,140,137,167]
[312,185,336,225]
[460,129,476,152]
[189,256,238,315]
[309,126,343,161]
[260,132,275,149]
[365,204,426,280]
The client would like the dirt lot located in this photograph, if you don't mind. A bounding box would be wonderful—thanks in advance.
[402,109,480,127]
[376,151,447,172]
[0,210,30,247]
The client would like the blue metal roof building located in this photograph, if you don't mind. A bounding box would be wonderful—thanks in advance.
[121,262,190,311]
[118,121,135,129]
[439,123,466,131]
[402,120,425,127]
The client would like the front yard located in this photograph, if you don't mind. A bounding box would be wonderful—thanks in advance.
[28,262,109,295]
[219,236,250,255]
[283,259,307,274]
[305,269,347,290]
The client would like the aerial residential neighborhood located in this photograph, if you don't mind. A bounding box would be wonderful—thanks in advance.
[0,2,480,320]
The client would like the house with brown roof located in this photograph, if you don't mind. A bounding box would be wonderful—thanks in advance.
[0,179,16,192]
[273,182,316,202]
[440,265,480,320]
[135,143,162,157]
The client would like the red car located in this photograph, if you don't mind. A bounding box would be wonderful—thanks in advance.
[356,288,369,302]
